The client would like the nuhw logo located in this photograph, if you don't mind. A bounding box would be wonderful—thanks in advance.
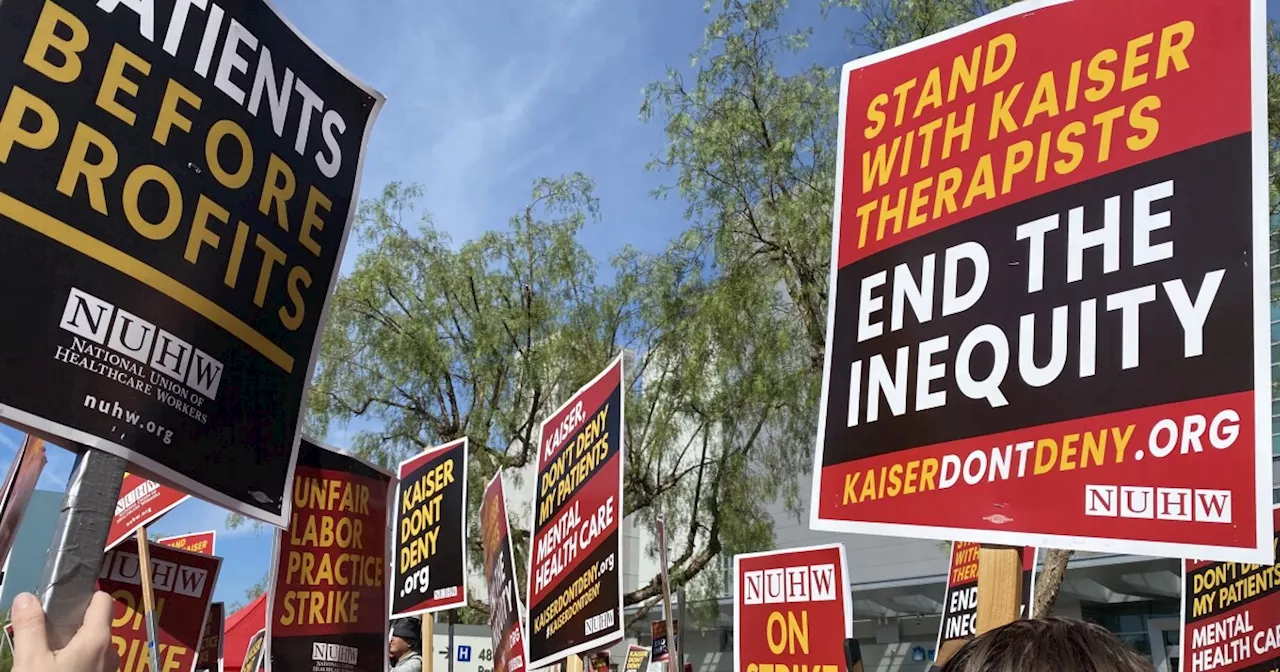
[101,549,209,598]
[742,563,838,605]
[59,287,224,400]
[313,643,358,665]
[1084,485,1231,523]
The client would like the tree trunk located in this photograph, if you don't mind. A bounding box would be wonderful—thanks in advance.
[1032,548,1075,618]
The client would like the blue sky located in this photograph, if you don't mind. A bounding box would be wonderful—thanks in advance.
[4,0,1279,610]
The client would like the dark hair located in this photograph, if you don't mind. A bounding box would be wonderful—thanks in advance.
[940,618,1155,672]
[391,617,423,651]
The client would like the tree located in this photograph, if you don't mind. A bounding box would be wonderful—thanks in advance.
[305,175,814,619]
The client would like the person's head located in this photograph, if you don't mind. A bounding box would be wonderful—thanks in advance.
[389,617,422,660]
[940,618,1155,672]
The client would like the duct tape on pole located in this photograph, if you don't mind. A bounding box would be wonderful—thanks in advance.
[37,448,126,649]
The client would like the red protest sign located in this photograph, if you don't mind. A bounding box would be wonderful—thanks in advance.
[527,356,626,668]
[1181,506,1280,672]
[269,438,392,672]
[482,472,527,672]
[735,545,852,672]
[106,473,190,551]
[99,538,221,672]
[159,531,216,557]
[811,0,1273,564]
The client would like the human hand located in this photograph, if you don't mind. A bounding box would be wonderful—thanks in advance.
[11,591,119,672]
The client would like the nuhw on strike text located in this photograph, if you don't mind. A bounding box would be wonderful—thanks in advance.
[0,0,358,374]
[741,564,841,672]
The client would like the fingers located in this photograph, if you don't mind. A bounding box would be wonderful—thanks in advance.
[9,593,49,669]
[99,642,121,672]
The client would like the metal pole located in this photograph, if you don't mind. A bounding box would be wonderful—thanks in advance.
[36,448,126,649]
[447,609,455,672]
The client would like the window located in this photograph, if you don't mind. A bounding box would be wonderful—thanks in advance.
[1081,600,1181,662]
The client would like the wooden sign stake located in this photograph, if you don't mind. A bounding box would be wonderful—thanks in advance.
[135,527,163,672]
[423,613,434,672]
[656,515,679,672]
[974,545,1022,635]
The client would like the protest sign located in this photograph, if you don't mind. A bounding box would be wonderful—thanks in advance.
[245,629,267,672]
[391,437,468,617]
[935,542,1036,654]
[0,0,385,527]
[0,436,45,562]
[650,620,677,663]
[482,472,527,672]
[268,437,392,672]
[734,545,852,672]
[98,538,221,672]
[197,602,225,672]
[623,645,649,672]
[106,472,190,550]
[1181,506,1280,672]
[810,0,1273,563]
[159,530,216,556]
[527,357,625,667]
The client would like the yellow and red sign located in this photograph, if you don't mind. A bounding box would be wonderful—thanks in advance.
[1181,506,1280,671]
[811,0,1273,564]
[99,538,221,672]
[735,544,852,672]
[159,531,216,557]
[269,437,392,672]
[105,473,190,551]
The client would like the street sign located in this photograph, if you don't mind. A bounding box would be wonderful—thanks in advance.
[811,0,1273,563]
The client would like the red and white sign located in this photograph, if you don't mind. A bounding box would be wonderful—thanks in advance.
[99,538,221,672]
[159,531,217,557]
[810,0,1273,564]
[734,545,852,672]
[1181,506,1280,672]
[106,472,190,551]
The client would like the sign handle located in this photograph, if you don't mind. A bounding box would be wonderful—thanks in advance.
[974,545,1022,635]
[135,527,163,672]
[655,515,678,672]
[36,447,126,649]
[423,612,434,672]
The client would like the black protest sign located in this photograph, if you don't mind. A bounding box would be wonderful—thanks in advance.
[811,0,1272,564]
[196,602,224,672]
[527,357,626,668]
[935,542,1035,651]
[268,438,393,672]
[391,437,468,617]
[0,0,384,526]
